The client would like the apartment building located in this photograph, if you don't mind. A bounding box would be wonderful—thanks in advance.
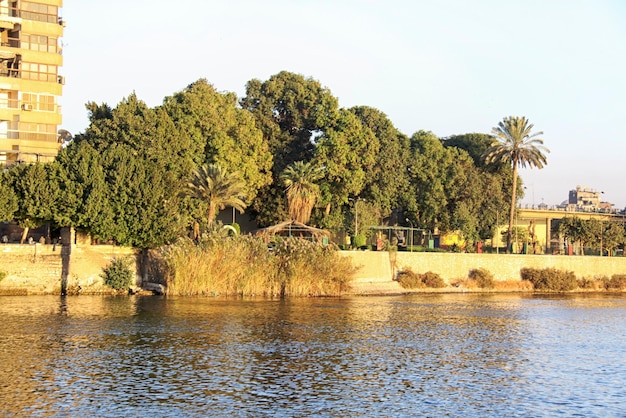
[0,0,63,166]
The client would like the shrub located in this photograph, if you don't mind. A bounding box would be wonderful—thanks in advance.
[396,269,445,289]
[0,270,6,282]
[421,271,446,288]
[101,257,134,290]
[468,268,495,289]
[577,277,601,290]
[520,267,577,292]
[605,274,626,291]
[396,268,423,288]
[352,234,367,248]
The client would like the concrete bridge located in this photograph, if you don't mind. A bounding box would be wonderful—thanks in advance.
[499,207,626,254]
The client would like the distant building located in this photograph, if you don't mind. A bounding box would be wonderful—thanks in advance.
[565,185,614,212]
[0,0,64,166]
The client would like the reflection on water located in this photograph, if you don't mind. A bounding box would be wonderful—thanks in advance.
[0,294,625,416]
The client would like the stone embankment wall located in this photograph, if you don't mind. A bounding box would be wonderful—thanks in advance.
[344,250,626,294]
[0,244,137,294]
[3,245,626,295]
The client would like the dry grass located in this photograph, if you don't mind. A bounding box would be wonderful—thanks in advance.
[449,278,533,292]
[493,279,534,291]
[162,235,355,297]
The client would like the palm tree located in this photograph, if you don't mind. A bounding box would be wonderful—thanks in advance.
[482,116,549,253]
[186,163,247,228]
[280,161,324,224]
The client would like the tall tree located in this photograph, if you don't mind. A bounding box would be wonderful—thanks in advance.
[241,71,339,225]
[76,94,192,248]
[241,71,339,171]
[601,221,625,256]
[280,161,324,224]
[408,131,453,231]
[444,133,513,244]
[100,143,187,248]
[312,109,378,223]
[51,141,113,239]
[5,163,58,243]
[186,163,247,228]
[0,170,18,222]
[482,116,549,253]
[349,106,412,216]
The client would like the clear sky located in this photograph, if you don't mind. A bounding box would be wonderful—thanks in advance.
[61,0,626,208]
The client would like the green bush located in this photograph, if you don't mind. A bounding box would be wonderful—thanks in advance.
[468,268,495,289]
[396,269,445,289]
[520,267,577,292]
[352,234,367,248]
[0,270,6,282]
[101,257,134,290]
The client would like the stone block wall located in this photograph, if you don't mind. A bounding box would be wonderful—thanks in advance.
[0,244,137,294]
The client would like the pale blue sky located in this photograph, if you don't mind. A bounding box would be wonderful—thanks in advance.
[61,0,626,208]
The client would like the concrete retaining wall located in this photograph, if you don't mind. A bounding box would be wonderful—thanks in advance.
[0,244,137,294]
[2,245,626,295]
[342,250,626,294]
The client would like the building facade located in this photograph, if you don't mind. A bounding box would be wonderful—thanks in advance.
[0,0,63,166]
[566,185,614,212]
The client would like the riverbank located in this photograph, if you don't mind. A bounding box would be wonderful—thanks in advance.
[1,244,626,295]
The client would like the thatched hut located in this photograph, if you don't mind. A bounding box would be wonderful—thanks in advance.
[253,220,330,243]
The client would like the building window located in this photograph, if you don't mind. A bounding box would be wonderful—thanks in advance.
[16,122,57,142]
[21,34,58,53]
[21,62,58,82]
[21,93,56,111]
[19,2,58,24]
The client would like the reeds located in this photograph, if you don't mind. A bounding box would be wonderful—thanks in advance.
[161,235,355,297]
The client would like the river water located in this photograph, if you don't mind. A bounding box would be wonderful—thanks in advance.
[0,293,625,417]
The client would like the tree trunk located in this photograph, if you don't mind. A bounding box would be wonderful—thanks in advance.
[207,202,216,228]
[20,226,29,244]
[507,165,518,254]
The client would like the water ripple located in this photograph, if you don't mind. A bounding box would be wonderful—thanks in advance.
[0,294,625,416]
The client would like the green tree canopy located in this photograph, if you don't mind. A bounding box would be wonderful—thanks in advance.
[312,108,379,221]
[5,163,58,242]
[75,94,191,248]
[443,132,514,243]
[51,141,112,237]
[408,131,452,231]
[349,106,412,216]
[241,71,339,171]
[162,79,273,202]
[241,71,340,225]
